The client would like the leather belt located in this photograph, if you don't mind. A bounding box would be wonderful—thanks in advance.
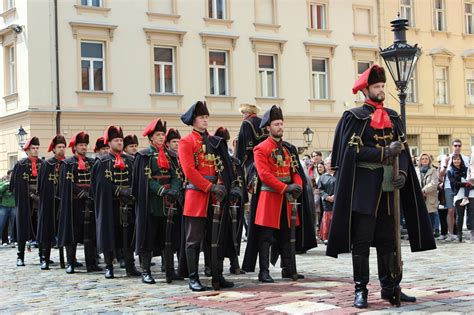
[261,176,291,193]
[186,175,217,191]
[356,161,383,170]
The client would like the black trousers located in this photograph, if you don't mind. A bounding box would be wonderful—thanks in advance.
[351,192,395,257]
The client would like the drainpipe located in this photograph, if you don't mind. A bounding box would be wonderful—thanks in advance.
[54,0,61,134]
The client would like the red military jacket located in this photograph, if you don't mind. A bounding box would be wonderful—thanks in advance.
[179,130,217,217]
[254,137,302,229]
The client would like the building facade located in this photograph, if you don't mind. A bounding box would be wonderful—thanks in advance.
[0,0,473,172]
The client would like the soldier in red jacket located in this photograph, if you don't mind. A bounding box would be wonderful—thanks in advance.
[177,101,235,292]
[243,105,317,282]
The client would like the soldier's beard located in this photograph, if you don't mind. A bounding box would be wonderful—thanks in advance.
[368,93,385,103]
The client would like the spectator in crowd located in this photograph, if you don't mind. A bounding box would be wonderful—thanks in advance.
[301,154,311,170]
[439,139,469,241]
[415,153,440,237]
[0,170,16,245]
[313,161,326,232]
[448,154,471,242]
[318,157,335,244]
[467,152,474,242]
[308,151,323,180]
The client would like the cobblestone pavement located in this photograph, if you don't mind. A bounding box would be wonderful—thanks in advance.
[1,237,473,314]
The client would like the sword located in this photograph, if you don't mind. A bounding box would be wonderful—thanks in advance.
[164,197,177,284]
[287,194,300,281]
[229,202,240,273]
[391,155,403,307]
[211,196,221,290]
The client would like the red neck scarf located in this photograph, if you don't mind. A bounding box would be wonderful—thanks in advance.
[55,155,65,161]
[29,156,38,177]
[111,151,126,170]
[153,144,170,170]
[75,153,87,171]
[366,99,392,130]
[243,113,256,121]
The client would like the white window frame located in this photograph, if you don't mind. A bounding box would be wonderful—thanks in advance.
[7,45,16,95]
[154,46,176,94]
[258,54,277,98]
[356,60,372,101]
[466,2,474,34]
[438,135,450,155]
[312,58,328,99]
[81,0,102,7]
[406,68,417,103]
[310,3,326,30]
[209,0,226,19]
[400,0,414,27]
[435,66,449,104]
[208,50,229,96]
[80,41,105,92]
[434,0,446,31]
[7,0,14,10]
[407,135,420,157]
[467,68,474,105]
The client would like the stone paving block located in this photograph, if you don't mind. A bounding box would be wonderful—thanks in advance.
[265,301,339,313]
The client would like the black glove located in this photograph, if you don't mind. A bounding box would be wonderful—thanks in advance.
[119,188,132,198]
[285,184,302,199]
[165,189,179,203]
[384,141,402,159]
[30,193,40,202]
[211,184,227,202]
[392,172,406,189]
[229,187,242,202]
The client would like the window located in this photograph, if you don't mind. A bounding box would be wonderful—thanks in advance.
[8,154,17,170]
[406,68,417,103]
[434,0,446,31]
[81,41,105,91]
[154,47,175,94]
[435,66,448,104]
[407,135,420,157]
[81,0,101,7]
[400,0,414,27]
[467,68,474,105]
[312,58,328,99]
[309,3,326,30]
[255,0,275,24]
[5,45,16,95]
[466,2,474,34]
[149,0,173,14]
[208,0,226,19]
[356,61,372,101]
[6,0,14,10]
[209,51,228,96]
[354,7,372,34]
[438,135,450,155]
[258,54,277,97]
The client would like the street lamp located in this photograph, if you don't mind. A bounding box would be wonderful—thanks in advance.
[302,126,314,148]
[379,14,421,132]
[15,125,28,149]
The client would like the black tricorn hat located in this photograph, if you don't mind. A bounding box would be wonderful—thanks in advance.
[104,125,124,145]
[259,105,284,129]
[143,119,167,138]
[180,101,210,126]
[123,134,139,148]
[93,137,109,153]
[214,127,230,141]
[165,128,181,143]
[47,135,66,152]
[368,65,386,86]
[23,137,40,151]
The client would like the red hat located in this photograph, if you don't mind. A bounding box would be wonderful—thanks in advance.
[103,125,123,145]
[94,137,109,153]
[352,64,386,94]
[69,132,89,153]
[23,137,40,151]
[47,135,67,152]
[142,118,167,138]
[214,127,230,141]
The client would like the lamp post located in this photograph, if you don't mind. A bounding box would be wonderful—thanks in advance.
[15,125,28,149]
[379,15,421,132]
[302,126,314,150]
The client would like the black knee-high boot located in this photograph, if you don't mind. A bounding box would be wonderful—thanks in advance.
[352,255,369,309]
[378,253,416,305]
[258,241,273,283]
[141,252,155,284]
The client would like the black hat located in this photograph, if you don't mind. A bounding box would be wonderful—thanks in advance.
[23,137,40,151]
[47,135,67,152]
[214,127,230,141]
[93,137,109,153]
[368,65,386,86]
[123,134,139,148]
[142,119,167,138]
[180,101,210,126]
[165,128,181,143]
[259,105,284,129]
[104,125,124,145]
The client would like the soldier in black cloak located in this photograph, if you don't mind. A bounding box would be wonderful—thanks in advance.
[37,134,67,270]
[57,132,102,274]
[10,137,43,267]
[327,64,436,308]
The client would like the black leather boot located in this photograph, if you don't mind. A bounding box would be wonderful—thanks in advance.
[229,255,245,274]
[141,253,155,284]
[85,243,102,272]
[187,248,206,291]
[16,251,25,267]
[41,245,51,270]
[353,255,369,309]
[103,252,114,279]
[124,248,141,277]
[280,242,304,279]
[378,253,416,305]
[65,245,76,274]
[258,241,274,283]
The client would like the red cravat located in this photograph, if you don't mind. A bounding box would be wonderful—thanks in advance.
[111,151,125,170]
[75,153,86,171]
[30,157,38,177]
[153,144,170,170]
[366,99,392,130]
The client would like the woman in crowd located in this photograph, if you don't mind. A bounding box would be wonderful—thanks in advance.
[312,161,326,235]
[317,158,335,244]
[415,153,440,237]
